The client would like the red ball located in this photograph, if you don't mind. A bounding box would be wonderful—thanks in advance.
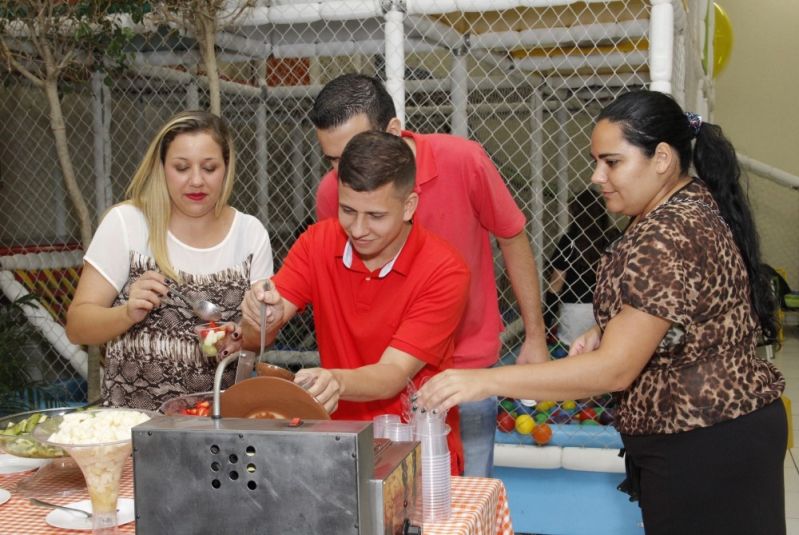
[496,412,516,433]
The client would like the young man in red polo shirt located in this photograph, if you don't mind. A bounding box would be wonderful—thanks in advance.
[241,131,470,475]
[309,73,549,477]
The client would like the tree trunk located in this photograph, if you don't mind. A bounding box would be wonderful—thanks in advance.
[44,78,94,249]
[200,18,221,115]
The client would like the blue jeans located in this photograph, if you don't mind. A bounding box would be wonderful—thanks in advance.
[459,395,498,477]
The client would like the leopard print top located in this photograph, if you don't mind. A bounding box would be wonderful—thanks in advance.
[594,180,784,435]
[101,251,251,411]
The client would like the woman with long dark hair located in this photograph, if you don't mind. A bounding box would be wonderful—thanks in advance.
[418,90,786,534]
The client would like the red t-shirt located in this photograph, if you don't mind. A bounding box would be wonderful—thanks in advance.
[317,131,526,367]
[273,219,470,474]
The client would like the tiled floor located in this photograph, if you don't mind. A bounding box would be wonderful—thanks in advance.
[769,325,799,534]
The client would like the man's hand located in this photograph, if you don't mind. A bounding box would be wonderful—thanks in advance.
[515,336,550,365]
[241,279,284,331]
[295,367,341,414]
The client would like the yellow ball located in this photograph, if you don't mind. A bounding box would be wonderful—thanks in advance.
[515,414,535,435]
[562,400,577,411]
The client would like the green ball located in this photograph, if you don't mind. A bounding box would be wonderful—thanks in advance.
[535,413,548,423]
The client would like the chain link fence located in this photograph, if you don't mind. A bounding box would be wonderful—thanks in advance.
[2,1,795,446]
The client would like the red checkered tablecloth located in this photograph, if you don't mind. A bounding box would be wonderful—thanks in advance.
[0,463,512,534]
[0,458,136,534]
[425,476,514,535]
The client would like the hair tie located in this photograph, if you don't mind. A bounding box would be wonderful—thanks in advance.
[685,112,702,138]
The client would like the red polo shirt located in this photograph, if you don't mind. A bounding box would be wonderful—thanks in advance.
[273,218,469,474]
[317,131,526,368]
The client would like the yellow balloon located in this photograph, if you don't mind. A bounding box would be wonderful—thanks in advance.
[712,2,734,77]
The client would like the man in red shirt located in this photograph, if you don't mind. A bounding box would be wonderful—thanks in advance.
[242,131,470,474]
[309,74,549,477]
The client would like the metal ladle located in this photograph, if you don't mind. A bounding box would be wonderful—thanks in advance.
[167,285,223,322]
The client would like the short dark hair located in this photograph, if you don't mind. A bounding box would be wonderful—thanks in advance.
[309,73,396,130]
[338,131,415,196]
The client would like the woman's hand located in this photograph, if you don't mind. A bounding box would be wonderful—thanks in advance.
[126,271,168,323]
[415,369,489,414]
[295,368,340,414]
[568,325,602,356]
[203,323,243,362]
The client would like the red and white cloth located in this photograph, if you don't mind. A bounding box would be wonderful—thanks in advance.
[0,463,512,535]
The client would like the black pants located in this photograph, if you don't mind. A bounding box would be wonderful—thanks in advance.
[622,400,787,535]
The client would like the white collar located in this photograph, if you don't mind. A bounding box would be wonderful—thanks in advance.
[342,240,403,278]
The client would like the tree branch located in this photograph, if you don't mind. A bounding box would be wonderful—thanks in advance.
[0,38,45,88]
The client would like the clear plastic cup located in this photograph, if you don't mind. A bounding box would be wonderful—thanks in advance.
[421,451,451,523]
[195,323,227,358]
[385,422,413,442]
[372,414,400,440]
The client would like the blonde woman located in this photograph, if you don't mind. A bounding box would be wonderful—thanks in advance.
[67,110,273,410]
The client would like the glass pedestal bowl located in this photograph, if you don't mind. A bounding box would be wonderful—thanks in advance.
[34,408,154,535]
[0,407,86,497]
[158,391,215,416]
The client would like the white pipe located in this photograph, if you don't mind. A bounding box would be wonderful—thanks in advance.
[0,271,88,380]
[235,1,382,25]
[272,38,436,59]
[215,31,271,57]
[514,50,648,72]
[405,0,612,16]
[133,51,201,66]
[291,124,307,224]
[405,14,463,49]
[186,77,200,109]
[384,6,406,127]
[256,102,270,225]
[256,63,269,226]
[555,107,570,237]
[471,19,648,50]
[450,52,469,138]
[529,88,545,280]
[130,63,261,98]
[91,71,112,220]
[649,0,674,94]
[738,154,799,190]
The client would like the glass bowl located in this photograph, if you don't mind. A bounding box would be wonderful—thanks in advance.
[0,407,83,458]
[34,408,155,531]
[158,391,215,416]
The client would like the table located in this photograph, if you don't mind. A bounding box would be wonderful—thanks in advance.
[0,461,513,534]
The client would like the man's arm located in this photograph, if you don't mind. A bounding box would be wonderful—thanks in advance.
[496,230,549,364]
[295,347,425,414]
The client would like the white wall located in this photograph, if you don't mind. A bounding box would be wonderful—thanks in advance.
[712,0,799,288]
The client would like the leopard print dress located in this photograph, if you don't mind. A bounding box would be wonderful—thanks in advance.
[594,180,784,435]
[101,251,251,411]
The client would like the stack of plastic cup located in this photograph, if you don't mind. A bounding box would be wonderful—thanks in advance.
[385,421,414,442]
[414,411,451,523]
[373,414,400,440]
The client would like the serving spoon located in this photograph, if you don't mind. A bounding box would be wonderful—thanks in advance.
[167,284,223,322]
[30,497,92,518]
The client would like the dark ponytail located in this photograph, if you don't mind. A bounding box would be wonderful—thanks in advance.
[598,90,777,340]
[693,123,777,340]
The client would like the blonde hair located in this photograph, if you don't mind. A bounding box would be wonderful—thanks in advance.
[124,110,236,281]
